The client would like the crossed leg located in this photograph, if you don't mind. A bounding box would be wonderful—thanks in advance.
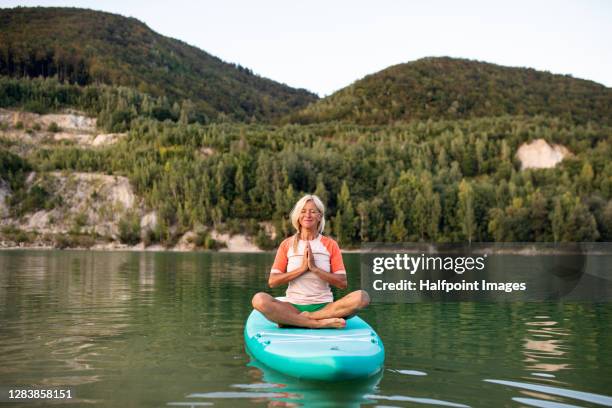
[251,292,346,329]
[300,290,370,320]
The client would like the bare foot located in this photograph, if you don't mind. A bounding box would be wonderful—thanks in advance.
[315,318,346,329]
[300,310,329,320]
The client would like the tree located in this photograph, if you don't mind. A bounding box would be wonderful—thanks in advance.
[529,190,550,241]
[551,198,564,243]
[314,174,329,206]
[333,181,356,245]
[458,179,476,243]
[578,162,594,195]
[390,210,408,241]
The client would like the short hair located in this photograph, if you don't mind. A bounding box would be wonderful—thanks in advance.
[290,194,326,234]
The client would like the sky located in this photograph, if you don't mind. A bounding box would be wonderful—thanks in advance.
[2,0,611,96]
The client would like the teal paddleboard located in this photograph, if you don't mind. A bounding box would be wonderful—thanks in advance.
[244,308,385,381]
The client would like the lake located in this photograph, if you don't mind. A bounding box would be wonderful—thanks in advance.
[0,250,611,407]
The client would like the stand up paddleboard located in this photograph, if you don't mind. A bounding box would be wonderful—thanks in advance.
[244,306,384,381]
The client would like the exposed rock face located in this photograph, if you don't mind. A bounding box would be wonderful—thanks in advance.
[259,221,277,240]
[516,139,571,170]
[92,133,126,146]
[174,231,198,251]
[0,109,126,147]
[0,108,96,130]
[140,212,158,232]
[16,172,138,238]
[210,231,262,252]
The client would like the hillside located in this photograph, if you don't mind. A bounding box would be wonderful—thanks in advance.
[0,7,317,122]
[288,57,612,125]
[1,11,611,250]
[2,112,611,248]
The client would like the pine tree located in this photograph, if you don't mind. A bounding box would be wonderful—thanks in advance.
[333,181,356,245]
[458,179,476,243]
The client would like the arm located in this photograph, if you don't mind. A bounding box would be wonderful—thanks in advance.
[268,265,307,288]
[310,267,348,289]
[268,241,309,288]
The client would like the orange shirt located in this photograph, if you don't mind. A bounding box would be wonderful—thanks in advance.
[271,235,346,304]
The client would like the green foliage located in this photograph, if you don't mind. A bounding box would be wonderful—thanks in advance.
[47,121,61,132]
[288,57,612,126]
[9,184,57,217]
[3,113,610,245]
[11,113,604,246]
[53,233,96,249]
[254,230,276,250]
[118,211,141,245]
[0,76,201,131]
[72,211,88,233]
[0,149,31,186]
[0,7,317,122]
[333,181,356,246]
[4,13,610,248]
[193,230,226,250]
[458,180,476,243]
[1,75,610,247]
[0,225,34,244]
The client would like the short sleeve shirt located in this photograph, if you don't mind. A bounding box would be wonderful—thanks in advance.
[271,235,346,304]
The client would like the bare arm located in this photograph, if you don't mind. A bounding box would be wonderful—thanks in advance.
[268,247,309,288]
[268,265,307,288]
[310,267,348,289]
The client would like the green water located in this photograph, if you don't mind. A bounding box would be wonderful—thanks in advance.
[0,250,611,407]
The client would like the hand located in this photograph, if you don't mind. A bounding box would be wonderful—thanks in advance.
[300,244,309,273]
[306,242,316,271]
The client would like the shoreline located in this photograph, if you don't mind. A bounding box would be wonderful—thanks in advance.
[0,245,269,253]
[1,244,609,255]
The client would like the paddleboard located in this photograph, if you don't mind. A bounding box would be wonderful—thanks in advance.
[244,306,384,381]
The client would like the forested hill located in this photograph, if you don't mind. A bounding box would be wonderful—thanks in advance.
[0,7,318,122]
[288,57,612,125]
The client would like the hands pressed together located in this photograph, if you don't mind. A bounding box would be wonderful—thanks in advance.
[269,241,347,289]
[300,242,318,274]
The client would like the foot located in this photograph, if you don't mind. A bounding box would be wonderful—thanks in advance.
[300,310,330,320]
[314,318,346,329]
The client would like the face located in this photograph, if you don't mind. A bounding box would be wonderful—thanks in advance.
[299,200,321,230]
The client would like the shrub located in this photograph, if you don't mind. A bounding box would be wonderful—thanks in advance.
[10,185,52,216]
[118,211,141,245]
[0,226,33,244]
[47,122,61,132]
[254,230,276,250]
[52,233,96,249]
[194,230,225,250]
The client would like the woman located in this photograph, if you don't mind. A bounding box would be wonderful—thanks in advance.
[251,194,370,329]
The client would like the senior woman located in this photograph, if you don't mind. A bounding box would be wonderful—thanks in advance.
[251,194,370,329]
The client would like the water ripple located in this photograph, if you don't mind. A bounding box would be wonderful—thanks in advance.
[512,397,584,408]
[484,379,612,406]
[366,394,470,407]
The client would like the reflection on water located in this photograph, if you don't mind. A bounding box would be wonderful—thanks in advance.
[485,379,612,406]
[523,315,571,375]
[172,358,382,407]
[0,250,611,407]
[365,393,470,407]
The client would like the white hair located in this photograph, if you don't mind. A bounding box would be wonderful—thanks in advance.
[290,194,326,240]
